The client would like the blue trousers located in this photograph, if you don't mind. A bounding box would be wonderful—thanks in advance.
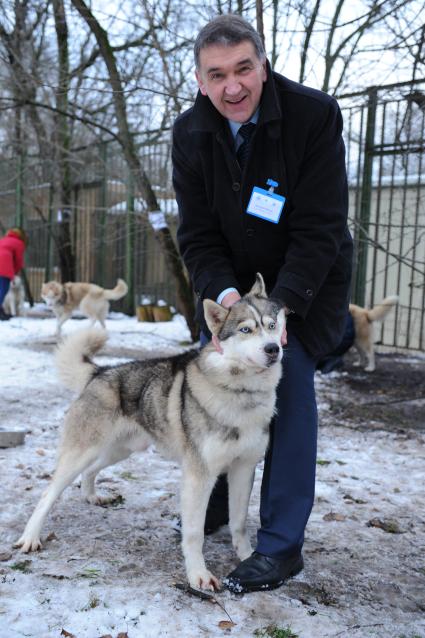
[256,332,318,558]
[0,276,11,306]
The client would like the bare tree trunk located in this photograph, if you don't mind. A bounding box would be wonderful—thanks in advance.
[70,0,198,340]
[299,0,322,83]
[0,3,27,229]
[53,0,76,282]
[270,0,279,68]
[256,0,265,50]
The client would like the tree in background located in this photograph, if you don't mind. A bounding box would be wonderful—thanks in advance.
[70,0,197,339]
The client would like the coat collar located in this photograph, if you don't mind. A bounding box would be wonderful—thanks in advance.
[188,60,282,139]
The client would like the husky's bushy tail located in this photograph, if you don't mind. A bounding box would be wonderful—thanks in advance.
[366,295,399,322]
[55,329,107,393]
[103,278,128,300]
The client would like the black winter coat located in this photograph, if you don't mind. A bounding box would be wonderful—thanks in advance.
[172,64,353,358]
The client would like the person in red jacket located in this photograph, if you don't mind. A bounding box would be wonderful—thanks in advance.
[0,227,28,320]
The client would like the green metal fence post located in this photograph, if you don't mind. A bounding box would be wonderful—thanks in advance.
[98,141,108,286]
[15,154,24,228]
[353,87,378,306]
[125,168,135,315]
[45,182,54,281]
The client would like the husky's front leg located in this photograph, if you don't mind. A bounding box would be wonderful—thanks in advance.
[9,295,16,317]
[55,312,70,337]
[14,447,99,552]
[227,460,256,560]
[180,466,219,591]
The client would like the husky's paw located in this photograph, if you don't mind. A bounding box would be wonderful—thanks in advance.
[13,536,42,553]
[365,365,375,372]
[85,493,122,506]
[188,568,220,592]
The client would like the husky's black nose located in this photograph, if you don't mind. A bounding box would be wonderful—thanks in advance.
[264,342,280,362]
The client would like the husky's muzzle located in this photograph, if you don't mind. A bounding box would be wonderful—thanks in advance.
[264,343,280,366]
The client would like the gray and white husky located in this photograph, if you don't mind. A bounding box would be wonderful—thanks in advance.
[15,274,285,590]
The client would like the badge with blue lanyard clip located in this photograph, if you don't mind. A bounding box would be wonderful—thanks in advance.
[246,179,285,224]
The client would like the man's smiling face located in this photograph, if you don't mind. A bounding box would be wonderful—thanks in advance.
[195,40,267,123]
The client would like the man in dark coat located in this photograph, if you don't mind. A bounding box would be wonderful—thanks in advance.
[172,14,352,593]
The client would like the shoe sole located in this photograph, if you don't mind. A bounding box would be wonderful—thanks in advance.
[224,555,304,594]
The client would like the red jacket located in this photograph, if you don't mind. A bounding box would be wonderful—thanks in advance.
[0,231,26,279]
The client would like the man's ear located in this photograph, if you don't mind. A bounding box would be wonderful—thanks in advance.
[195,69,208,96]
[249,272,267,298]
[203,299,229,336]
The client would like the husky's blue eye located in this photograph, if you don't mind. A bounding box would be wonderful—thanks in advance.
[240,326,251,333]
[269,322,276,330]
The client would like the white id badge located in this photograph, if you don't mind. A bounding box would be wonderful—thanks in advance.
[246,186,285,224]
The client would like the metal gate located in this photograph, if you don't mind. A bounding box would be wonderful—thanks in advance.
[340,80,425,351]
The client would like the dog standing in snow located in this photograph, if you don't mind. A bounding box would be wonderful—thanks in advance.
[41,278,128,336]
[15,274,285,591]
[349,295,399,372]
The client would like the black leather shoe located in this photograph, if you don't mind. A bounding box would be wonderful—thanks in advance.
[223,551,304,593]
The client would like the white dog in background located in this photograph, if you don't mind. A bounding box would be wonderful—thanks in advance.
[349,295,399,372]
[3,276,25,316]
[41,278,128,336]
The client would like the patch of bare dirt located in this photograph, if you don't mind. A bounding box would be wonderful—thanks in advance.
[318,351,425,434]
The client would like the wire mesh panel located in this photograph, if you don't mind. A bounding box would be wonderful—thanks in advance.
[340,81,425,351]
[0,137,179,310]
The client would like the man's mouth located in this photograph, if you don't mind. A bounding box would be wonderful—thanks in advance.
[225,95,247,105]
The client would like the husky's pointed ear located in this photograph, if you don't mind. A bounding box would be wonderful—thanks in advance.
[203,299,229,336]
[249,273,267,298]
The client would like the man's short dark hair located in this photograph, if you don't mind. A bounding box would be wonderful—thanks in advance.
[194,14,265,69]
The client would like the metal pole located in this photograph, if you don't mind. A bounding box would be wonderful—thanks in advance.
[15,154,24,227]
[98,141,108,286]
[354,87,378,306]
[46,182,54,282]
[125,167,135,315]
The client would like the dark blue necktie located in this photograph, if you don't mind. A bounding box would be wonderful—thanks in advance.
[237,122,256,170]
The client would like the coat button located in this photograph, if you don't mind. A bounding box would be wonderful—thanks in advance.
[246,228,254,237]
[232,182,240,191]
[305,288,313,296]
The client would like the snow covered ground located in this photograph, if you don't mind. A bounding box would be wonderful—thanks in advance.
[0,309,424,638]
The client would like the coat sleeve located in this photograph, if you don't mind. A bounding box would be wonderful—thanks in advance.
[271,98,349,318]
[172,122,240,302]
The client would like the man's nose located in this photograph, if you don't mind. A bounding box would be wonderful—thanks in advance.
[224,77,242,95]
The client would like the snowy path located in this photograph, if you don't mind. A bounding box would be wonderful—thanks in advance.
[1,313,424,638]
